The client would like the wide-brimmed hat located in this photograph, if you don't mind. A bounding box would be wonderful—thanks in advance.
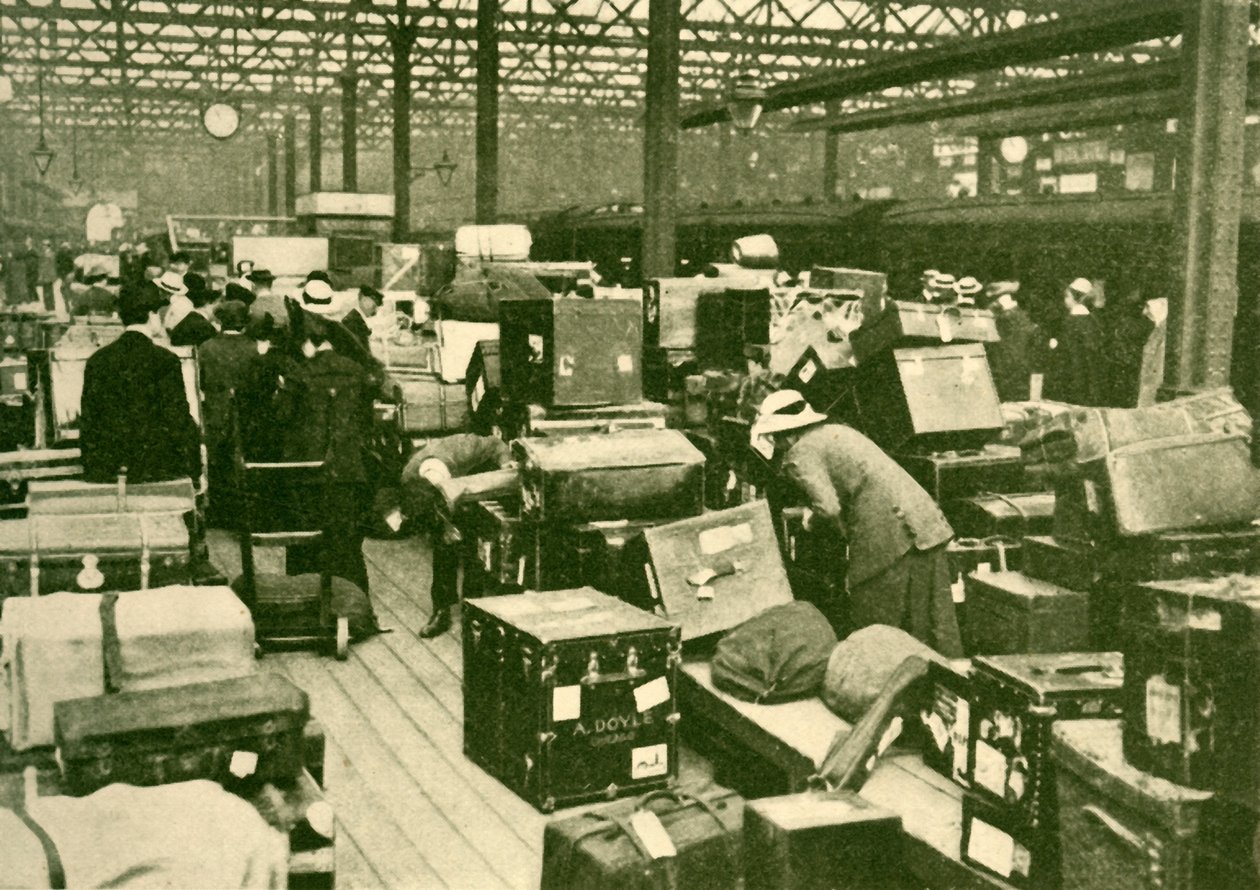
[154,269,187,296]
[929,272,957,291]
[985,280,1020,300]
[247,268,275,285]
[955,276,983,297]
[750,390,828,439]
[215,300,249,331]
[1068,277,1094,297]
[302,279,334,305]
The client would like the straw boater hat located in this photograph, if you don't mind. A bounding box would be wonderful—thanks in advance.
[929,272,957,292]
[154,269,188,296]
[1068,277,1093,297]
[954,276,983,305]
[301,279,334,306]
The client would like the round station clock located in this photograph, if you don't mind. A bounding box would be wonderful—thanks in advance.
[202,102,241,140]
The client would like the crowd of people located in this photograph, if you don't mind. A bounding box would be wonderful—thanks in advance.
[76,252,392,609]
[900,268,1168,407]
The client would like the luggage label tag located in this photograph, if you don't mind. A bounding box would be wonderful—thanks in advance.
[630,744,671,782]
[972,737,1009,798]
[229,750,259,779]
[797,359,817,384]
[1145,674,1183,745]
[967,818,1023,879]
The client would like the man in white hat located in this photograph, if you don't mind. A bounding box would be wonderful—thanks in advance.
[399,433,516,638]
[1047,277,1105,406]
[983,280,1046,401]
[750,391,962,655]
[154,269,193,336]
[924,271,957,304]
[953,276,983,307]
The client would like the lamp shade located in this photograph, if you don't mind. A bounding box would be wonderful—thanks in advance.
[727,75,767,131]
[31,136,54,176]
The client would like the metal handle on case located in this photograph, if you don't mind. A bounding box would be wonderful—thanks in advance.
[1080,804,1146,853]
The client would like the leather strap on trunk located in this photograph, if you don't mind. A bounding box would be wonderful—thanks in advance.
[99,593,124,694]
[15,809,65,889]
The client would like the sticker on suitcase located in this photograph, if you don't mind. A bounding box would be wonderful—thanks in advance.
[631,743,669,780]
[1145,675,1183,745]
[553,686,581,722]
[967,818,1030,879]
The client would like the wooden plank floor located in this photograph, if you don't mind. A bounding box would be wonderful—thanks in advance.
[207,531,713,890]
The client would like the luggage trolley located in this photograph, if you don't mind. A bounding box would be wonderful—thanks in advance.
[233,455,351,660]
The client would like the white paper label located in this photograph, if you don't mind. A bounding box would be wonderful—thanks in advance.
[695,585,715,601]
[516,556,527,586]
[552,685,581,722]
[797,360,817,383]
[385,509,404,533]
[967,818,1016,878]
[951,574,966,604]
[479,540,494,572]
[634,677,670,713]
[1029,373,1044,401]
[1146,674,1183,745]
[951,698,971,781]
[973,739,1009,797]
[557,354,575,377]
[1083,479,1100,514]
[698,522,754,555]
[629,809,676,857]
[617,354,634,373]
[977,562,993,575]
[229,750,259,779]
[471,375,486,412]
[926,711,950,753]
[11,372,26,391]
[631,744,670,780]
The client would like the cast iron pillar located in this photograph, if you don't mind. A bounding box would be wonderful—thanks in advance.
[266,131,279,216]
[340,73,359,192]
[823,101,840,201]
[1164,0,1252,396]
[283,113,297,217]
[309,104,323,193]
[476,0,500,224]
[642,0,681,280]
[388,11,418,243]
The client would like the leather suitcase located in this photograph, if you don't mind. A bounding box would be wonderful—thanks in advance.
[504,401,668,440]
[0,587,256,750]
[894,444,1025,505]
[917,658,974,787]
[540,787,743,890]
[55,674,309,795]
[743,790,903,890]
[462,588,681,811]
[1064,433,1260,541]
[786,345,858,421]
[948,537,1022,581]
[470,498,530,593]
[626,501,794,642]
[1022,535,1100,592]
[539,519,663,597]
[1054,720,1214,890]
[1121,575,1260,803]
[642,277,734,352]
[394,370,470,435]
[949,491,1055,539]
[465,339,502,433]
[969,653,1123,829]
[1020,403,1209,467]
[26,478,196,516]
[855,344,1004,453]
[514,429,705,524]
[851,301,999,364]
[963,570,1090,656]
[0,448,84,511]
[375,338,439,373]
[808,266,888,319]
[961,791,1058,890]
[500,297,642,407]
[434,468,520,520]
[0,512,191,601]
[776,505,846,611]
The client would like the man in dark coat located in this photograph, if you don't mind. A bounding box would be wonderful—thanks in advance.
[169,272,219,347]
[278,315,376,596]
[80,281,200,484]
[752,390,963,656]
[401,433,515,638]
[983,281,1046,402]
[1046,277,1106,407]
[199,300,259,525]
[341,286,382,350]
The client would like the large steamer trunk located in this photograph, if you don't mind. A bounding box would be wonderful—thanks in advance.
[462,588,682,812]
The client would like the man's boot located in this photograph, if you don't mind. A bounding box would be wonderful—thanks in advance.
[418,606,451,639]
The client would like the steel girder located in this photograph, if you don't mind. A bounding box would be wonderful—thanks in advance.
[0,0,1185,136]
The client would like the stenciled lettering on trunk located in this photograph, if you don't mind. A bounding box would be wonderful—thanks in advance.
[570,710,655,746]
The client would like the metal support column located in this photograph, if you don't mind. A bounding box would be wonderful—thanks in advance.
[388,11,417,243]
[283,113,297,216]
[475,0,500,224]
[1164,0,1252,396]
[340,73,358,192]
[642,0,681,280]
[309,104,323,192]
[822,101,840,201]
[266,132,279,216]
